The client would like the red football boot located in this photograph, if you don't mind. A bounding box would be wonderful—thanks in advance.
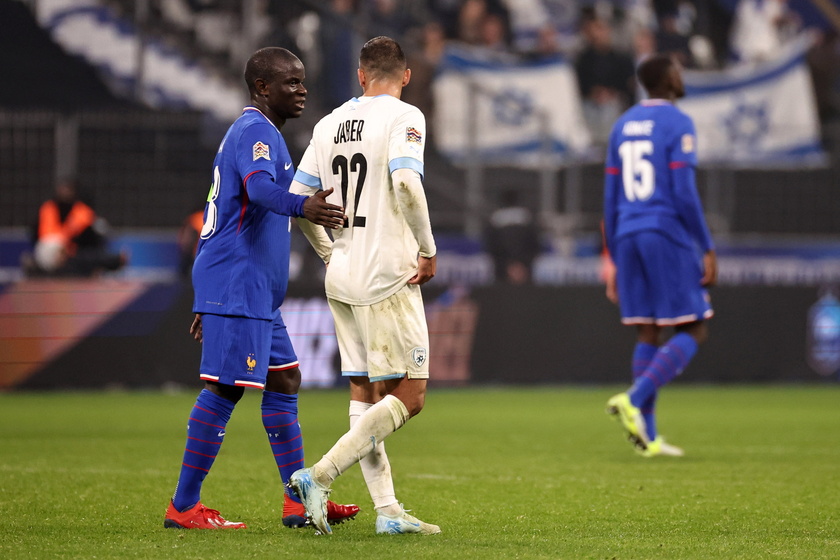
[164,501,247,529]
[282,494,360,528]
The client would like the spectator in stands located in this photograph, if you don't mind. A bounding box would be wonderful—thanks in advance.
[426,0,464,40]
[363,0,415,37]
[729,0,796,64]
[477,12,509,52]
[574,12,636,145]
[655,11,694,68]
[458,0,488,45]
[485,189,541,285]
[319,0,360,110]
[456,0,509,46]
[26,178,126,277]
[808,29,840,126]
[531,23,562,59]
[403,20,448,144]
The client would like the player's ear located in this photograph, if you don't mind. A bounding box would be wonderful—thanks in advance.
[254,77,269,97]
[402,68,411,87]
[357,68,366,89]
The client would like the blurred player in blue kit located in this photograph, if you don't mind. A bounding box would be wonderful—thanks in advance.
[603,54,717,457]
[164,47,359,529]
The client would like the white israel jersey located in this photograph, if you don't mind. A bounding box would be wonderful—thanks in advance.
[292,94,433,305]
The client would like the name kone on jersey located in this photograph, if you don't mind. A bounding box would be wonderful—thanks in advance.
[334,119,364,144]
[622,120,655,136]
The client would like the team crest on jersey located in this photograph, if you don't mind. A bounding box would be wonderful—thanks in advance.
[681,134,695,153]
[246,353,257,373]
[253,141,270,161]
[406,127,422,144]
[411,347,427,367]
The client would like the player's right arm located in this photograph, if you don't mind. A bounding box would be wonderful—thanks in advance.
[236,122,343,228]
[388,107,436,265]
[392,167,436,260]
[603,127,621,257]
[290,141,339,263]
[393,165,437,285]
[291,175,335,264]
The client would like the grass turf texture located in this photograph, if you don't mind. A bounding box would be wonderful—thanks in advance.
[1,386,838,559]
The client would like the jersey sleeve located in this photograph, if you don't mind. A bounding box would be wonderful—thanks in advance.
[291,140,322,193]
[603,126,621,254]
[667,112,698,169]
[236,122,282,182]
[388,107,425,179]
[669,113,713,251]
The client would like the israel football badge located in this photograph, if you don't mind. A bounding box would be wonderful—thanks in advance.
[411,347,427,367]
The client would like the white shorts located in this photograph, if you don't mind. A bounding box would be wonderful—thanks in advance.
[328,284,430,382]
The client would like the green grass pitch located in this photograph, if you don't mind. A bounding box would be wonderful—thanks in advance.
[2,386,838,559]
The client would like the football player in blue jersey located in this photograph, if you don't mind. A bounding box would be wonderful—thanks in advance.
[603,54,717,458]
[164,47,359,530]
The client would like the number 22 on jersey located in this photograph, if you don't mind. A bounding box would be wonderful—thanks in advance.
[332,153,368,228]
[618,140,654,202]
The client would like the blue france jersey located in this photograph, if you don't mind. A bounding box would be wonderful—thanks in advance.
[604,100,711,252]
[192,107,296,319]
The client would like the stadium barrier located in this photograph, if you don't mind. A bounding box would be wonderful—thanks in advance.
[2,278,837,391]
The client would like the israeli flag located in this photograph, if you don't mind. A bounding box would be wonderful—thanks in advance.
[680,33,825,167]
[432,46,591,167]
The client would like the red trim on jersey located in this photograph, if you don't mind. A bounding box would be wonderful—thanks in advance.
[669,161,689,169]
[239,171,261,234]
[605,166,620,175]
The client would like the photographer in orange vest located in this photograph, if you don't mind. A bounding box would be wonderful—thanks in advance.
[32,178,126,276]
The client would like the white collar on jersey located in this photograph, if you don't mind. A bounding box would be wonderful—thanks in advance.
[640,99,673,106]
[242,106,280,133]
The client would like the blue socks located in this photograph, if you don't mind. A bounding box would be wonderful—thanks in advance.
[261,391,304,502]
[631,342,659,441]
[628,333,699,436]
[172,389,235,512]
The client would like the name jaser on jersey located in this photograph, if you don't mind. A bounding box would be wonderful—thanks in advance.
[622,120,655,136]
[334,119,364,144]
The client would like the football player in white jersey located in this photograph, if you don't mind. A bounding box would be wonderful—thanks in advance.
[288,36,439,536]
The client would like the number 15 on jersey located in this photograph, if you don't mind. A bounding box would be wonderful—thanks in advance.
[618,140,654,202]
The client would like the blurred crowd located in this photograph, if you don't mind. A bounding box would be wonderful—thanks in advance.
[139,0,840,146]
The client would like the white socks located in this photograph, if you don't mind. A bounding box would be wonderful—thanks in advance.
[313,394,409,492]
[349,400,400,514]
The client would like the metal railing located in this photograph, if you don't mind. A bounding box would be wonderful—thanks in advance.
[2,108,840,238]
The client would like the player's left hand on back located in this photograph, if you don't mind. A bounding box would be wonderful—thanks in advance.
[303,187,345,229]
[408,255,436,285]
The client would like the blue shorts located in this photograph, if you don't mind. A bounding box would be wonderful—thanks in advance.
[199,312,299,389]
[614,231,713,326]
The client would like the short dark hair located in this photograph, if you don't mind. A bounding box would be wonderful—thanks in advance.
[244,47,298,92]
[636,54,675,94]
[359,36,406,81]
